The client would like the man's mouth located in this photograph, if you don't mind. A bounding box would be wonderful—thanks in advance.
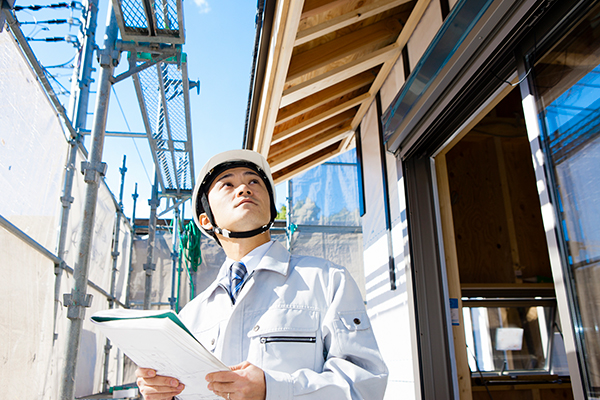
[236,199,256,207]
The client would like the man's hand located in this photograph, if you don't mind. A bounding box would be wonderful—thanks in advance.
[135,367,185,400]
[205,361,266,400]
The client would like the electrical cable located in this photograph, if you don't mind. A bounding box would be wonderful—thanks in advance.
[111,86,153,186]
[467,344,494,400]
[45,54,76,69]
[42,66,71,95]
[20,18,68,24]
[14,2,78,11]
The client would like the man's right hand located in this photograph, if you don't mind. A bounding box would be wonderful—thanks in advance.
[135,367,185,400]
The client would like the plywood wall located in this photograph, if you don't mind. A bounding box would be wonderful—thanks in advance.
[444,91,552,284]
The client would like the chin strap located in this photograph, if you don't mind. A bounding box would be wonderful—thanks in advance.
[213,223,273,238]
[201,192,273,239]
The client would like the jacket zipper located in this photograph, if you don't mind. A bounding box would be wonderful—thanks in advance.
[260,336,316,344]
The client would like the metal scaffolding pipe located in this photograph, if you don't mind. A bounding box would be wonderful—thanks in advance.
[54,0,98,346]
[66,0,99,131]
[125,183,139,308]
[169,207,180,310]
[54,140,79,340]
[144,172,159,310]
[102,155,127,392]
[59,4,119,399]
[0,213,61,265]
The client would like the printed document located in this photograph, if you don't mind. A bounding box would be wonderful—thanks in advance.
[91,309,229,400]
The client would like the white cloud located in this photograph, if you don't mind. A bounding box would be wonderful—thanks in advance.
[194,0,211,13]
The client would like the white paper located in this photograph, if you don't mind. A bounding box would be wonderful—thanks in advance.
[91,309,229,400]
[495,327,524,351]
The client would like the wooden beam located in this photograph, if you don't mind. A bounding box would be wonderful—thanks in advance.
[287,16,402,81]
[273,92,369,144]
[340,129,356,151]
[276,70,376,125]
[435,152,473,400]
[495,136,523,283]
[350,0,431,129]
[271,119,353,158]
[301,0,349,20]
[272,142,344,184]
[252,0,305,158]
[269,123,353,172]
[282,43,400,107]
[296,0,413,46]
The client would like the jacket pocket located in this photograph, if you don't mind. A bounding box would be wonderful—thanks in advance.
[247,307,320,373]
[195,323,220,353]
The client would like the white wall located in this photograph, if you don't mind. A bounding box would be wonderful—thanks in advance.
[360,101,416,400]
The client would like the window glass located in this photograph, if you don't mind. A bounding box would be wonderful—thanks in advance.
[463,303,556,375]
[531,4,600,396]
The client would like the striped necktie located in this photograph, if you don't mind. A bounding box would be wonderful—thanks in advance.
[229,262,247,303]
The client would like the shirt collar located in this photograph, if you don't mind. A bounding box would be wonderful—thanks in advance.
[220,239,275,280]
[199,240,291,303]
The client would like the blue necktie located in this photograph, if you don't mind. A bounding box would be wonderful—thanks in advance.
[229,262,247,303]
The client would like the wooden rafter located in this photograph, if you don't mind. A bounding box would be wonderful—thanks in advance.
[271,112,355,158]
[276,70,376,125]
[287,15,402,81]
[269,123,353,172]
[281,43,400,107]
[296,0,412,46]
[272,93,369,144]
[272,142,344,184]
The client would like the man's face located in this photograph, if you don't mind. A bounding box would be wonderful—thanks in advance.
[201,167,271,233]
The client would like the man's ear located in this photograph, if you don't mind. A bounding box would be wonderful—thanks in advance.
[199,213,213,230]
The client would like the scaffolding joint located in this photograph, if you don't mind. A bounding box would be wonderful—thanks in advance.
[63,291,93,320]
[111,250,120,259]
[148,197,160,207]
[81,160,107,183]
[60,195,74,207]
[97,45,120,68]
[143,262,156,272]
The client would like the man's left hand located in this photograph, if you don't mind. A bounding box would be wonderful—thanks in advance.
[205,361,266,400]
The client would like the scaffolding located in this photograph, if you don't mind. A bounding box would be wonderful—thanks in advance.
[1,0,195,396]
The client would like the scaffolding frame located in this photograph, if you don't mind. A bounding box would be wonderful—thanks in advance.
[1,0,194,396]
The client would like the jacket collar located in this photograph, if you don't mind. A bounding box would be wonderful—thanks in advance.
[197,240,291,302]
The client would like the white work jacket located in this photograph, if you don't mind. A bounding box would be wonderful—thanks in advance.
[178,240,388,399]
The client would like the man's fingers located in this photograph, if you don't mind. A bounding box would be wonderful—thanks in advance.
[206,370,236,383]
[135,367,156,378]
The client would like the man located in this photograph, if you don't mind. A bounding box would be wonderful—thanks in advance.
[136,150,388,400]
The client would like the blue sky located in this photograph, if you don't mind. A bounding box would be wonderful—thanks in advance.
[21,0,287,219]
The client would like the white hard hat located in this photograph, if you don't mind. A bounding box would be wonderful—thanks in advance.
[191,149,277,242]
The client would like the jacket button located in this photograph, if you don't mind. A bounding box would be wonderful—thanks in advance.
[254,325,260,332]
[353,318,361,325]
[211,338,215,346]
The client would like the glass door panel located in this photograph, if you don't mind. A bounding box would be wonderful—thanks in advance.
[530,4,600,397]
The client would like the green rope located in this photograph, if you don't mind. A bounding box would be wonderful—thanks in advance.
[180,221,202,271]
[178,221,202,302]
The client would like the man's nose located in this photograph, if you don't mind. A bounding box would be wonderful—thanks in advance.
[237,184,252,196]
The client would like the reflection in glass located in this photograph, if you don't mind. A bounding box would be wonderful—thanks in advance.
[532,3,600,397]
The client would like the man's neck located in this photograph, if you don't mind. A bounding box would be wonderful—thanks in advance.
[218,232,271,261]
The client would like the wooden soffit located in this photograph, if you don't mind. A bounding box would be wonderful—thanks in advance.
[248,0,431,184]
